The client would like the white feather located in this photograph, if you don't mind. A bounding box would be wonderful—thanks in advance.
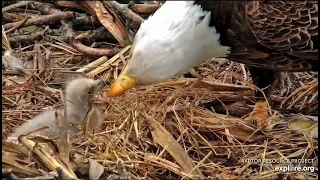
[125,1,230,85]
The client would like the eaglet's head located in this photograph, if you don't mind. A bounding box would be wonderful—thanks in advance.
[107,1,230,97]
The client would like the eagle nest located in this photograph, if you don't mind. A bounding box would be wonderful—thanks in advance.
[2,46,318,180]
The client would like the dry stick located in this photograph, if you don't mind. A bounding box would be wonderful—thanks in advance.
[184,151,213,180]
[76,56,109,73]
[104,1,144,25]
[59,90,69,165]
[189,68,202,78]
[18,136,77,179]
[33,2,65,15]
[33,44,39,73]
[8,31,44,48]
[2,1,35,13]
[3,12,76,30]
[72,13,100,27]
[54,1,83,9]
[32,43,45,75]
[5,17,30,34]
[80,1,130,46]
[84,26,117,45]
[61,20,118,56]
[130,4,161,14]
[145,115,205,179]
[86,45,131,77]
[37,44,45,73]
[287,82,318,109]
[307,90,318,104]
[33,2,121,56]
[72,39,117,56]
[2,25,12,52]
[280,85,310,108]
[240,64,247,81]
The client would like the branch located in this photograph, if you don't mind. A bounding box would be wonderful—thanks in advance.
[104,1,144,25]
[130,4,160,14]
[5,17,30,34]
[54,1,83,9]
[2,1,35,13]
[3,12,76,30]
[61,21,118,56]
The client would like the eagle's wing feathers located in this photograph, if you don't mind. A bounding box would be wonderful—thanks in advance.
[249,1,318,60]
[195,1,318,71]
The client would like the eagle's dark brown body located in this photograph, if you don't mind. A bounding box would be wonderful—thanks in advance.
[195,1,318,97]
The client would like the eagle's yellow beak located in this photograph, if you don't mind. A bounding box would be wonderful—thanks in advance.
[107,73,136,97]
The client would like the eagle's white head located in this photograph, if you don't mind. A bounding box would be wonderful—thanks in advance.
[108,1,230,97]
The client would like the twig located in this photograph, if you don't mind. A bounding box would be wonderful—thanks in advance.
[3,12,76,30]
[5,17,30,34]
[61,14,119,56]
[33,2,63,15]
[72,13,100,27]
[2,70,23,76]
[2,25,12,52]
[189,68,202,78]
[80,1,130,46]
[54,1,83,9]
[104,1,144,25]
[287,82,318,109]
[280,83,312,108]
[130,4,161,14]
[185,151,212,180]
[86,45,131,77]
[9,31,43,48]
[72,39,118,56]
[76,56,109,73]
[33,43,45,75]
[2,1,34,13]
[83,26,117,45]
[18,136,77,179]
[240,64,247,81]
[3,13,21,23]
[59,90,69,165]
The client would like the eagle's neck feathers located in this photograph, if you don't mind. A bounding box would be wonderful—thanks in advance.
[126,1,230,85]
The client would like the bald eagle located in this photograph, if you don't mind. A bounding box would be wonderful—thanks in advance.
[107,1,318,129]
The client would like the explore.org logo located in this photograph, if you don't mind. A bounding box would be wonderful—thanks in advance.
[275,165,315,173]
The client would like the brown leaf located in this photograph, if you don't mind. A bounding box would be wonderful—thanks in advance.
[145,115,205,179]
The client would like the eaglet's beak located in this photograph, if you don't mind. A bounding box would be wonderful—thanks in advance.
[107,71,136,97]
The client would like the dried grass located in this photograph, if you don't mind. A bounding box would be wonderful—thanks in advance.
[2,44,318,179]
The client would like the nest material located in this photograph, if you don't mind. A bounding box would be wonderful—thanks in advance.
[2,48,318,179]
[2,1,318,179]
